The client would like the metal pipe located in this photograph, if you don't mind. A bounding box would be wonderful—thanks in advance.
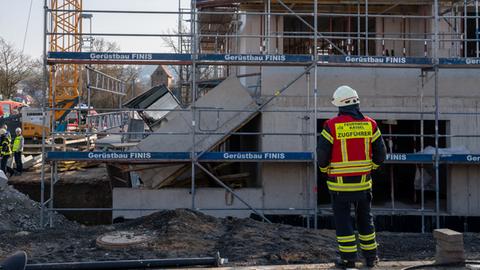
[86,68,91,136]
[48,207,316,211]
[190,0,197,210]
[49,131,478,138]
[477,0,479,57]
[49,65,56,228]
[196,163,272,224]
[357,0,361,54]
[49,107,480,117]
[454,3,459,57]
[306,70,311,229]
[45,6,476,19]
[420,71,425,233]
[25,256,225,270]
[47,207,441,213]
[313,0,319,230]
[47,8,437,18]
[465,0,468,57]
[388,124,395,211]
[46,32,439,42]
[267,0,271,53]
[365,0,369,55]
[434,0,441,229]
[40,0,48,228]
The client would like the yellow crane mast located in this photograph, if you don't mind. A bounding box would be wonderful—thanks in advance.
[49,0,82,131]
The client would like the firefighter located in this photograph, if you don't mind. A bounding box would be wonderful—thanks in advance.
[12,127,24,175]
[317,85,386,269]
[1,124,11,141]
[0,128,12,175]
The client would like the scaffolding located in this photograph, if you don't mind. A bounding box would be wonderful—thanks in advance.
[40,0,480,232]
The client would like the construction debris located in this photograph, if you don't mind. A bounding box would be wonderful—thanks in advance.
[0,209,480,265]
[0,181,74,231]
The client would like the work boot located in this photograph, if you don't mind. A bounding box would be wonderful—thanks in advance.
[335,258,356,269]
[365,256,379,268]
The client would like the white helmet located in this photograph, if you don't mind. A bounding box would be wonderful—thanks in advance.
[332,85,360,107]
[15,127,21,134]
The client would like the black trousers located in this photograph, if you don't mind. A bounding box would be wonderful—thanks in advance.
[331,190,377,261]
[1,155,9,174]
[14,152,22,173]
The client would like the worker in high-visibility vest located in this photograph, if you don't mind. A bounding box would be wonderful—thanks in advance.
[12,127,24,176]
[317,85,386,269]
[0,128,12,175]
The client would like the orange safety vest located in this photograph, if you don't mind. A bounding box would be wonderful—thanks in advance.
[320,115,381,191]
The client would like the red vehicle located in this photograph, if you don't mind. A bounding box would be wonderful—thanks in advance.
[66,108,98,131]
[0,101,25,118]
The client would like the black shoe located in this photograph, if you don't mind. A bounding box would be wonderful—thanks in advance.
[335,258,356,269]
[366,256,379,268]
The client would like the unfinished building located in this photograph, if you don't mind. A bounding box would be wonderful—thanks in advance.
[44,0,480,232]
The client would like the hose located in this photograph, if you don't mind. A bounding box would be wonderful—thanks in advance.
[401,260,480,270]
[2,251,227,270]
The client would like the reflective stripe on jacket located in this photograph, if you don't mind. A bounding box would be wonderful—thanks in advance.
[322,114,380,178]
[1,139,12,156]
[319,114,383,192]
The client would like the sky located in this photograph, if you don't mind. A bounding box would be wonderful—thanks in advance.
[0,0,190,59]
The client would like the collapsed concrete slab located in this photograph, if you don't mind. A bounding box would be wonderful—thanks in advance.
[130,76,258,188]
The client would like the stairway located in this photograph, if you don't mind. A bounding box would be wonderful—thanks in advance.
[130,76,259,188]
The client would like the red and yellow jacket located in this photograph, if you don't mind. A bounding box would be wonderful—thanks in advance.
[317,108,386,192]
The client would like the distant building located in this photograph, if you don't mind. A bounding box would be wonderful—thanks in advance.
[150,65,174,88]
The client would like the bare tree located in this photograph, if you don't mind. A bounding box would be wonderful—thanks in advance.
[161,27,219,83]
[0,38,33,99]
[21,58,43,105]
[81,38,145,109]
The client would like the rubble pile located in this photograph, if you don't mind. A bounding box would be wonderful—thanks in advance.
[0,206,479,265]
[0,176,73,231]
[114,209,338,265]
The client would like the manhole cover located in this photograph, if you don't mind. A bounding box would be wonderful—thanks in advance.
[96,231,153,249]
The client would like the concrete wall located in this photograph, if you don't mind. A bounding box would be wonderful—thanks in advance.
[236,14,284,95]
[113,187,263,219]
[449,166,480,215]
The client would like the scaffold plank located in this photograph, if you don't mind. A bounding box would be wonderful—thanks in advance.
[45,151,314,162]
[45,151,480,164]
[48,51,480,68]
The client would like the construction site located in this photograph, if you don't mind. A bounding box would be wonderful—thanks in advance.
[1,0,480,269]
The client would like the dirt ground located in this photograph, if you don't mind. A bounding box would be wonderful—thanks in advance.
[0,209,479,266]
[1,179,480,267]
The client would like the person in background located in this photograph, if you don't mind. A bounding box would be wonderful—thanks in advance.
[2,124,11,141]
[12,127,24,176]
[0,129,12,175]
